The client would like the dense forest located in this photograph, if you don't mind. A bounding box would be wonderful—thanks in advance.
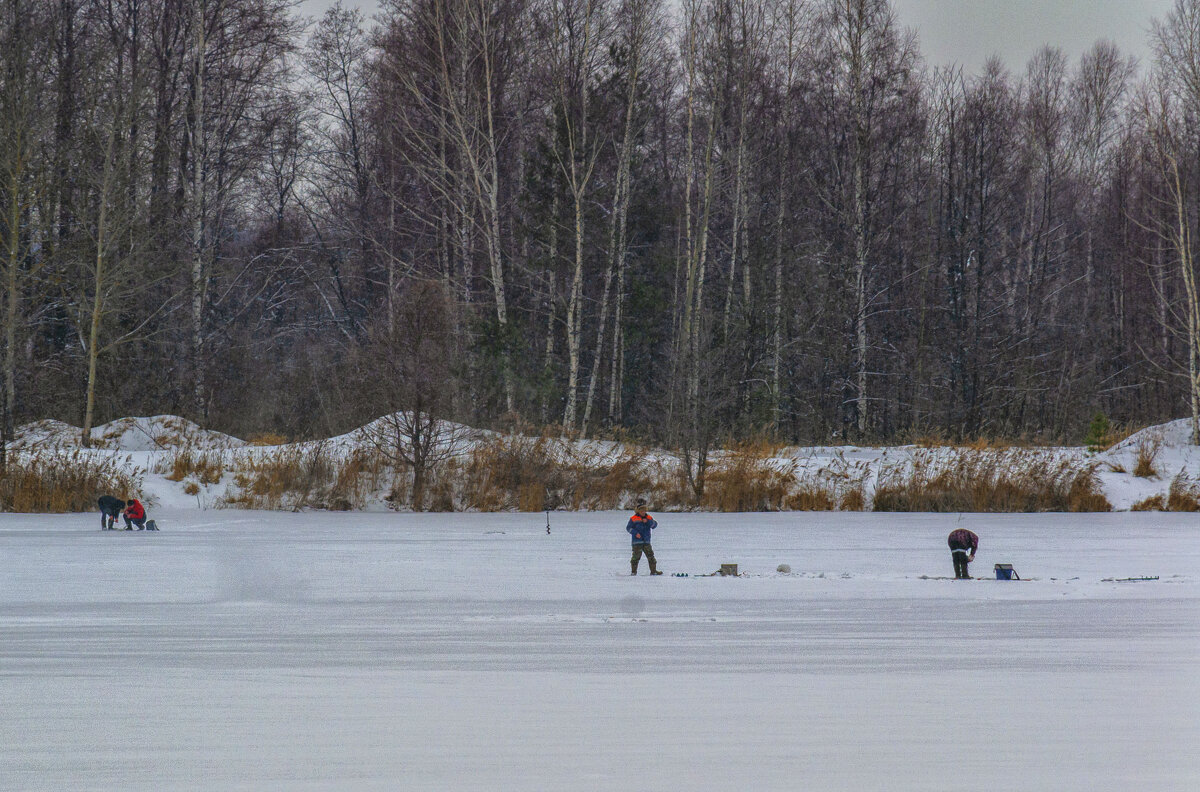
[2,0,1199,453]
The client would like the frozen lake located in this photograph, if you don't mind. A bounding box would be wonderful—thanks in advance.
[2,510,1198,790]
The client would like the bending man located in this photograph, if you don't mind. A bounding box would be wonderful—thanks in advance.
[947,527,979,579]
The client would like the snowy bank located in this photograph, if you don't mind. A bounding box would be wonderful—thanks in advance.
[5,414,1199,513]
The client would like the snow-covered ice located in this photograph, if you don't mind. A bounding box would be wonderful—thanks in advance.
[2,509,1198,790]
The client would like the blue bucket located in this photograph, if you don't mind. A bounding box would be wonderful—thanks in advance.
[994,563,1017,581]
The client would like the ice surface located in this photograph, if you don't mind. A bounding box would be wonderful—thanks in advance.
[2,510,1198,790]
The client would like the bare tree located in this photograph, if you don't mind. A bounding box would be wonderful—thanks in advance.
[0,0,49,464]
[358,280,464,509]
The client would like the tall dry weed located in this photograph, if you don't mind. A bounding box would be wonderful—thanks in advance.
[0,451,143,513]
[462,434,655,511]
[1167,472,1200,512]
[1133,435,1163,478]
[157,447,226,485]
[223,443,388,510]
[873,449,1111,512]
[701,440,795,512]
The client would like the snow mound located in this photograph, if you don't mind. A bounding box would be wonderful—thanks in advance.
[10,415,245,451]
[1096,418,1200,510]
[93,416,246,450]
[7,419,81,450]
[1107,418,1198,454]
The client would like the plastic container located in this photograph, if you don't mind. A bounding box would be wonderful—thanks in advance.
[994,563,1017,580]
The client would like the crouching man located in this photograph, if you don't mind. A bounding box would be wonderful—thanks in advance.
[626,499,662,576]
[122,497,147,530]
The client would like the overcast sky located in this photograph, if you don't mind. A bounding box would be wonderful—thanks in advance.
[297,0,1176,74]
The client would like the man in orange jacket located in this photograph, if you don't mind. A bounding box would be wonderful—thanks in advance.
[626,499,661,575]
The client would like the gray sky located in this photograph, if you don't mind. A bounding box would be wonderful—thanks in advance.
[892,0,1174,73]
[297,0,1176,74]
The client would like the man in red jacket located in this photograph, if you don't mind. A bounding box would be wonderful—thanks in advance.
[122,498,147,530]
[947,527,979,579]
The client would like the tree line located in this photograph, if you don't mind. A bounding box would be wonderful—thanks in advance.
[2,0,1199,459]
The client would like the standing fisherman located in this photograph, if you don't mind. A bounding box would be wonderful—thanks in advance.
[98,495,125,530]
[626,499,662,576]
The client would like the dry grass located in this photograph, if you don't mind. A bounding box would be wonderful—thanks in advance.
[1167,473,1200,512]
[0,451,144,513]
[1132,435,1163,478]
[1130,494,1165,511]
[459,434,879,513]
[247,432,289,447]
[873,449,1111,512]
[156,447,226,485]
[462,434,656,511]
[781,452,870,511]
[701,440,795,512]
[222,444,390,511]
[911,433,1037,450]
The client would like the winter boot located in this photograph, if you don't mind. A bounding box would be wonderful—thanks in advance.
[650,569,663,575]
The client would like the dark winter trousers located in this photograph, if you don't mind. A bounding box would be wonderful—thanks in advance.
[123,515,146,530]
[951,550,971,579]
[101,510,119,530]
[631,544,657,575]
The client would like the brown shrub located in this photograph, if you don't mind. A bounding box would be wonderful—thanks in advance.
[462,434,655,511]
[701,441,795,512]
[873,450,1111,512]
[783,487,837,510]
[1133,435,1162,478]
[222,444,388,511]
[777,462,869,512]
[158,447,226,485]
[1130,494,1165,511]
[248,432,288,447]
[1167,473,1200,512]
[840,488,867,511]
[0,451,143,513]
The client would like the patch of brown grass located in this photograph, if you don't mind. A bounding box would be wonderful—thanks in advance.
[780,453,870,511]
[873,450,1111,512]
[223,444,389,511]
[1132,435,1162,478]
[701,440,795,512]
[1167,473,1200,512]
[0,451,144,513]
[157,447,226,485]
[1130,494,1165,511]
[462,434,655,511]
[248,432,289,447]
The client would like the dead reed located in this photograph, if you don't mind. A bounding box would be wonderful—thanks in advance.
[1130,494,1165,511]
[701,440,795,512]
[1132,435,1163,478]
[872,449,1111,512]
[462,434,656,511]
[156,447,226,485]
[222,443,389,511]
[0,451,143,513]
[1166,472,1200,512]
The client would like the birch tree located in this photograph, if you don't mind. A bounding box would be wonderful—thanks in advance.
[1147,1,1200,443]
